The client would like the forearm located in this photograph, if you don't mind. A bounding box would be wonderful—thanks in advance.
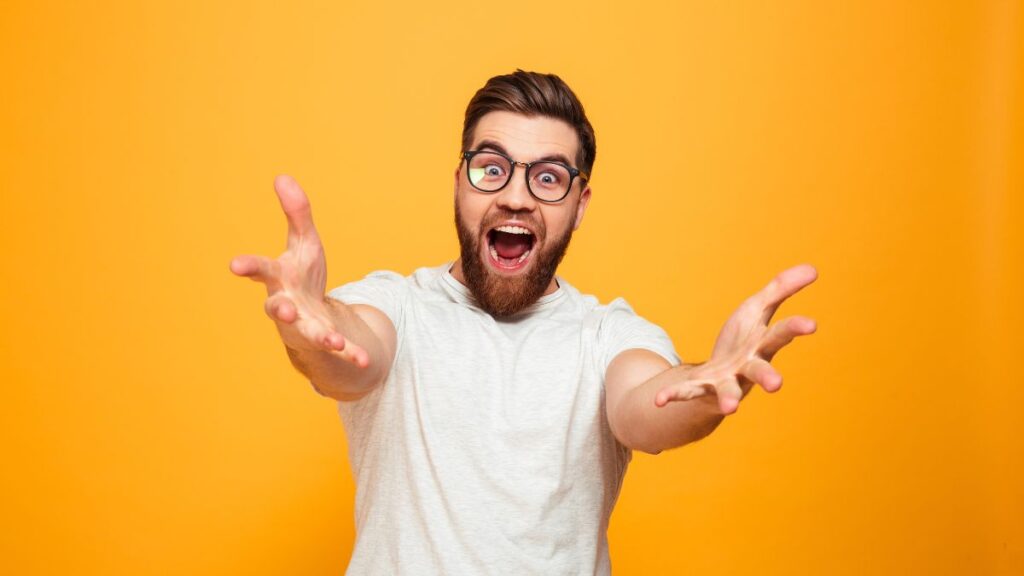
[611,364,727,454]
[285,298,392,401]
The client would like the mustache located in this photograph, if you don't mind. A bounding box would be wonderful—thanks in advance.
[479,210,545,236]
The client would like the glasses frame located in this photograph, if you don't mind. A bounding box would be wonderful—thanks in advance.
[460,149,589,204]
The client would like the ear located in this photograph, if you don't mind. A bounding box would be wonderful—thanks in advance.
[453,164,461,198]
[572,185,591,231]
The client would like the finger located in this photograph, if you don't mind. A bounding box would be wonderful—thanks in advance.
[654,376,743,415]
[323,331,346,351]
[300,319,352,356]
[654,379,716,407]
[716,378,744,415]
[759,315,817,361]
[274,174,320,241]
[313,329,371,367]
[266,299,363,363]
[230,254,279,284]
[265,293,298,324]
[334,338,371,369]
[753,264,818,324]
[319,327,360,358]
[740,357,783,393]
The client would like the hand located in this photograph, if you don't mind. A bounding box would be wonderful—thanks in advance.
[229,175,369,367]
[654,264,818,414]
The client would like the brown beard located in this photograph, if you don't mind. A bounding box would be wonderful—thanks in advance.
[455,201,574,318]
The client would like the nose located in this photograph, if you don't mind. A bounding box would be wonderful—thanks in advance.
[495,164,537,212]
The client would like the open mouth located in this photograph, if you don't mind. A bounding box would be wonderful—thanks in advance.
[486,225,536,271]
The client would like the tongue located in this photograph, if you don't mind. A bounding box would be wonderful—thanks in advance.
[493,231,530,259]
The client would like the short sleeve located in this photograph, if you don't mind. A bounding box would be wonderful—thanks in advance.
[596,297,680,373]
[327,270,408,330]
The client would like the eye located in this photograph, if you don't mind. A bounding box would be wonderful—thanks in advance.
[467,152,511,189]
[533,168,564,188]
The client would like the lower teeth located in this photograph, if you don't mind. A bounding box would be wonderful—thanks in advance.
[489,245,531,266]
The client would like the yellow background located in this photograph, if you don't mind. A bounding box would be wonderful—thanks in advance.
[1,1,1020,574]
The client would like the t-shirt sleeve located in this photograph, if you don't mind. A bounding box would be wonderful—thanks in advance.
[327,270,408,330]
[597,297,681,372]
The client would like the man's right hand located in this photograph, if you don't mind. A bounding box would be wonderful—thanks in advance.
[230,175,370,368]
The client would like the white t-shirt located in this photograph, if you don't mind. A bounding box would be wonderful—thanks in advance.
[329,264,679,575]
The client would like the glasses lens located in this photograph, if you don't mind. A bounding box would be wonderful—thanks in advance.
[466,152,511,191]
[528,162,572,201]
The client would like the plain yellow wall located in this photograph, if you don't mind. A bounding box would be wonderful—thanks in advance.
[1,1,1020,574]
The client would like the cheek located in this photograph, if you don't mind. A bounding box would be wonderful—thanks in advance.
[539,208,573,238]
[455,190,490,230]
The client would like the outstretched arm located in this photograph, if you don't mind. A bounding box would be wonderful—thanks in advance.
[230,175,397,401]
[605,265,818,454]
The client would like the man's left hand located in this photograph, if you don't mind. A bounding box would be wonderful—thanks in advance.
[653,264,819,414]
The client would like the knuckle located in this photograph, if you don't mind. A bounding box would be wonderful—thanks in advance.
[263,298,278,317]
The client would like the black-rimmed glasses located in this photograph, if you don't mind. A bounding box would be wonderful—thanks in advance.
[461,150,589,203]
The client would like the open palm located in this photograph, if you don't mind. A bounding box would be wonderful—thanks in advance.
[230,175,368,366]
[654,264,818,414]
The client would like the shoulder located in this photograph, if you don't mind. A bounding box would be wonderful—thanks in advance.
[329,264,448,296]
[328,269,410,300]
[589,295,681,371]
[327,269,414,328]
[595,297,658,337]
[327,264,458,321]
[555,278,643,324]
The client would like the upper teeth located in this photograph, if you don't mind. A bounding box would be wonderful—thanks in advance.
[495,225,531,235]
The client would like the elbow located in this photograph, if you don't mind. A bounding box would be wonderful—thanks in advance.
[308,365,388,402]
[626,437,681,455]
[309,375,384,402]
[614,429,667,455]
[617,427,714,455]
[634,443,663,456]
[610,415,669,455]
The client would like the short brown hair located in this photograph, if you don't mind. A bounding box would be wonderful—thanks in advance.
[462,70,596,180]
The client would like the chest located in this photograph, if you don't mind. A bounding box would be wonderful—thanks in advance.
[393,301,605,438]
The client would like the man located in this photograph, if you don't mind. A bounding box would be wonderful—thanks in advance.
[231,70,817,574]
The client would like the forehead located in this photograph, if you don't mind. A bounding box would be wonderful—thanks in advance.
[470,111,579,163]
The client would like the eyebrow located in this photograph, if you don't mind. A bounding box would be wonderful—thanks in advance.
[474,139,576,168]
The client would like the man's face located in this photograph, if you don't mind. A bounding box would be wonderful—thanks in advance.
[453,111,591,317]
